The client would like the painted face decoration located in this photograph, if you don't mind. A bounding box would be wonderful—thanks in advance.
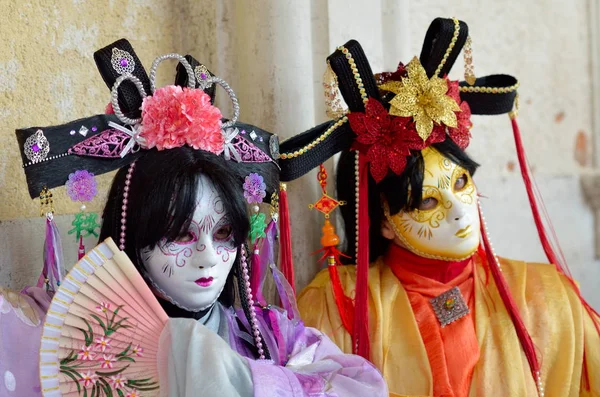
[141,175,237,311]
[385,147,480,260]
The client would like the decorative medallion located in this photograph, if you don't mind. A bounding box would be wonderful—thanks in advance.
[194,64,213,90]
[110,48,135,75]
[243,173,266,204]
[24,129,50,163]
[430,286,469,327]
[269,135,280,160]
[310,194,341,216]
[65,170,98,202]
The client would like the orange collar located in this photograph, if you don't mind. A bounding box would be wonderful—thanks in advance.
[384,244,474,287]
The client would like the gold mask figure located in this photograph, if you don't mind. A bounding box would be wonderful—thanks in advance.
[384,147,480,261]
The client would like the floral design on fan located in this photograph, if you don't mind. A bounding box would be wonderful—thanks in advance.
[66,170,98,202]
[140,85,224,152]
[59,302,158,397]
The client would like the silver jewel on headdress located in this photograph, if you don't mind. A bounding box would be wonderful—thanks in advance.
[110,74,148,126]
[149,53,196,94]
[269,135,280,160]
[78,126,89,137]
[24,129,50,163]
[249,131,258,141]
[111,48,136,75]
[205,76,239,129]
[195,65,213,90]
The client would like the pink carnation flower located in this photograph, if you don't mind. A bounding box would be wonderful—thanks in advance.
[141,85,224,154]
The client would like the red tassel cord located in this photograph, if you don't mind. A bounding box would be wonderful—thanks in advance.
[511,116,600,332]
[278,183,296,295]
[353,153,371,359]
[478,204,541,383]
[314,219,354,334]
[309,164,355,335]
[78,235,85,260]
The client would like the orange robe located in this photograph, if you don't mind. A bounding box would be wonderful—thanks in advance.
[297,250,600,396]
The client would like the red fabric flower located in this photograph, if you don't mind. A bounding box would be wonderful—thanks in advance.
[445,81,472,149]
[424,124,447,146]
[348,98,423,182]
[375,62,407,86]
[141,85,224,153]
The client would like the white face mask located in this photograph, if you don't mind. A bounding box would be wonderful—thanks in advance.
[141,175,237,311]
[385,147,480,261]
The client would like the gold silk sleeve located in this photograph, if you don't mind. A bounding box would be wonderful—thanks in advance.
[297,267,355,353]
[298,263,433,397]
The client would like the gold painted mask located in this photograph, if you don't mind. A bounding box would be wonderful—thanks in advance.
[385,147,480,261]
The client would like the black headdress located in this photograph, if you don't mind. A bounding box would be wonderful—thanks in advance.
[16,40,279,199]
[279,19,517,181]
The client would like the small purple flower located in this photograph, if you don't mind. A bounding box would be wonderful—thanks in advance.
[66,170,98,202]
[243,173,266,204]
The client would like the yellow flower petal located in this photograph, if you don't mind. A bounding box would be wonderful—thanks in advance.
[405,57,429,91]
[439,109,458,128]
[414,111,434,141]
[428,77,449,97]
[382,55,462,133]
[378,81,404,94]
[389,86,419,117]
[440,94,461,112]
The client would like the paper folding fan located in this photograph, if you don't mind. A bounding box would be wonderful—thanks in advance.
[39,238,168,397]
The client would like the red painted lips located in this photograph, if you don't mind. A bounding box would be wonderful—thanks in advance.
[195,277,214,287]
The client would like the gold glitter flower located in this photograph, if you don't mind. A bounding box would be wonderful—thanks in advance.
[379,57,460,141]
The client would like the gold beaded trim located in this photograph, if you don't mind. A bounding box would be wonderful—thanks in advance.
[279,45,364,161]
[337,45,368,104]
[279,116,348,160]
[459,81,520,94]
[434,18,460,77]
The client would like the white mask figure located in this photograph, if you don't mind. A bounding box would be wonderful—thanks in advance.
[141,175,237,311]
[383,147,480,261]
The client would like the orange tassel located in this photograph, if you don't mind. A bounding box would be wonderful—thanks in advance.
[318,219,354,334]
[278,183,296,295]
